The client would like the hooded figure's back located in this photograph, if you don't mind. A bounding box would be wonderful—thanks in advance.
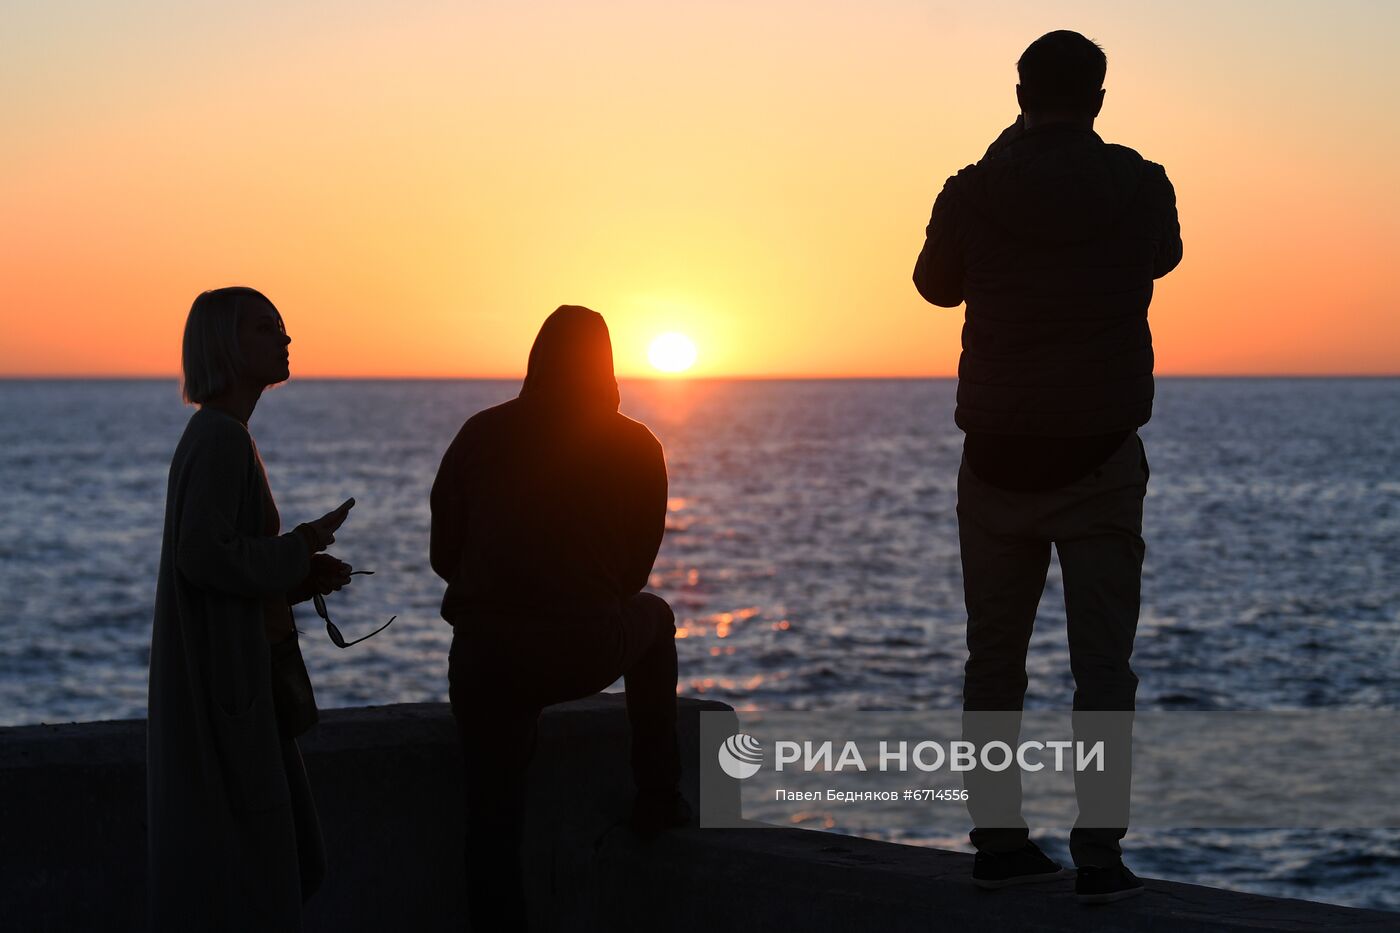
[430,306,667,623]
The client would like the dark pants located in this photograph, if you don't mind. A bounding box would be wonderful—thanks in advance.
[957,432,1148,868]
[447,592,680,931]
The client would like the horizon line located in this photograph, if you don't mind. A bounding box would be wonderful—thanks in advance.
[3,372,1399,381]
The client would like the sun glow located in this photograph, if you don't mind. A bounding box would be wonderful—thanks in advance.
[648,333,698,374]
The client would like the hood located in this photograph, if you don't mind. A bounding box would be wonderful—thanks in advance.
[958,125,1147,245]
[519,305,621,412]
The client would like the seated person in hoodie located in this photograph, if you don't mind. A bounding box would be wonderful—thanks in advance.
[430,305,687,931]
[913,31,1181,904]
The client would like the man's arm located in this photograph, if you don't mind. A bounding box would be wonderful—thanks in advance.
[429,426,469,582]
[913,117,1019,307]
[621,428,668,596]
[913,180,966,308]
[1151,166,1183,279]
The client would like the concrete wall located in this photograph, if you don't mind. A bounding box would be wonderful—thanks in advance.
[2,698,1395,932]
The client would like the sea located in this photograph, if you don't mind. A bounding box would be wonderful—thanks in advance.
[1,377,1397,912]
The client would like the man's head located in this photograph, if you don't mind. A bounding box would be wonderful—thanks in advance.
[1016,30,1106,126]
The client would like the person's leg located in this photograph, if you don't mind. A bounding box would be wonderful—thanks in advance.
[520,593,683,832]
[1051,434,1148,869]
[957,458,1053,853]
[448,635,539,933]
[616,592,681,796]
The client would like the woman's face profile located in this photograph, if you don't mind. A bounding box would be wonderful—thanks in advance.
[237,298,292,389]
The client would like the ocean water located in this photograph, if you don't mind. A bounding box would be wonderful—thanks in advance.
[1,377,1397,911]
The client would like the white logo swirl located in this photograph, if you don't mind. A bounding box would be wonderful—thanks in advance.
[717,733,764,779]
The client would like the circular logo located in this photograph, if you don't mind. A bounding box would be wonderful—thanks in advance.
[717,733,764,779]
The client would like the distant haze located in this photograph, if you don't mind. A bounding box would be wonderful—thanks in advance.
[2,1,1397,377]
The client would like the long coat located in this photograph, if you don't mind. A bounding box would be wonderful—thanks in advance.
[147,407,317,932]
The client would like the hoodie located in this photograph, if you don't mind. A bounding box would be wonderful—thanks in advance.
[430,306,667,623]
[914,121,1182,443]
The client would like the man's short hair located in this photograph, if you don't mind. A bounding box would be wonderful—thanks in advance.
[1017,30,1106,114]
[180,286,274,404]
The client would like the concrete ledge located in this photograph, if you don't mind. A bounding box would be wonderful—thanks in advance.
[1,699,1394,932]
[575,823,1400,933]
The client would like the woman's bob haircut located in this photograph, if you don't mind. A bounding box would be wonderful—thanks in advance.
[180,286,278,405]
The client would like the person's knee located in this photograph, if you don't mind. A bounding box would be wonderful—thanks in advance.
[965,653,1029,683]
[1070,654,1137,683]
[633,592,676,632]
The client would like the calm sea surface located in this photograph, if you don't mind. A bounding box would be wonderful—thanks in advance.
[2,378,1397,910]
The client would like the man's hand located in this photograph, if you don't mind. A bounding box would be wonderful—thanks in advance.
[982,114,1026,161]
[288,553,354,605]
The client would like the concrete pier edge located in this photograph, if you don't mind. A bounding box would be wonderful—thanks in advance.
[2,697,1395,932]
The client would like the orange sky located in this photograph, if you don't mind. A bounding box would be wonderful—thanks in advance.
[2,1,1397,378]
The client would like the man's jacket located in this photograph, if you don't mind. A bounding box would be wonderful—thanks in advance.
[914,121,1182,437]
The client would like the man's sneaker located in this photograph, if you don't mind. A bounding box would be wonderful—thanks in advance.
[628,789,693,839]
[972,842,1070,889]
[1075,862,1145,903]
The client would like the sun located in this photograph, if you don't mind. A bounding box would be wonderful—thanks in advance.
[648,332,698,374]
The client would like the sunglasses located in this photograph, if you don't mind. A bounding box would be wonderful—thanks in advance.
[311,570,396,648]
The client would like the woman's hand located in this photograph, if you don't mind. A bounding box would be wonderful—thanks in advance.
[295,497,355,554]
[287,553,354,605]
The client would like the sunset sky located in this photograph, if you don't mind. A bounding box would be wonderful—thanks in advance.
[3,1,1397,378]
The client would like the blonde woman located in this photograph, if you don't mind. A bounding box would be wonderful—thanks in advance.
[148,286,354,932]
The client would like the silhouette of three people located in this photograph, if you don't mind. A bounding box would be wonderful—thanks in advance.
[148,26,1179,931]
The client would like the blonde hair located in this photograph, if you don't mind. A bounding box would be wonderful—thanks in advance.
[180,287,273,404]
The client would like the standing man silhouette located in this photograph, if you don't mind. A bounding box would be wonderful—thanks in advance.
[913,30,1181,903]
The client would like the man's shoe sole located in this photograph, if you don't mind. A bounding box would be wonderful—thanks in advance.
[1076,885,1145,904]
[973,868,1072,889]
